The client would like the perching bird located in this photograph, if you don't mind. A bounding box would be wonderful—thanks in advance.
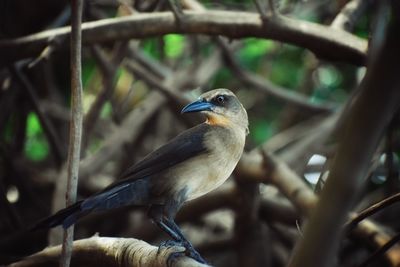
[34,88,248,264]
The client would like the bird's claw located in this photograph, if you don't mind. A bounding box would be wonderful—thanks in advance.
[160,240,208,265]
[159,239,182,248]
[157,240,183,255]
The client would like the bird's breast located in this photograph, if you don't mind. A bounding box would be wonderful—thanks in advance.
[149,124,246,203]
[184,125,246,200]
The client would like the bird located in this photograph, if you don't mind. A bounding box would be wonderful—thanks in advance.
[33,88,249,264]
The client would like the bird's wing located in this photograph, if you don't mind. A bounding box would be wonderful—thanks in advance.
[101,123,210,192]
[80,124,210,211]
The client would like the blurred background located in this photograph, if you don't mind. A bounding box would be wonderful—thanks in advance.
[2,0,399,266]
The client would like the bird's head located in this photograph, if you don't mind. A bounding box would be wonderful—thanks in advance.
[181,89,249,134]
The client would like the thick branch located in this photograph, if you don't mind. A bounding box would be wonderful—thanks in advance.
[9,236,208,267]
[0,10,367,65]
[289,2,400,266]
[237,151,400,266]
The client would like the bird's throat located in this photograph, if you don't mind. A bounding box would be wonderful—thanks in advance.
[205,114,231,127]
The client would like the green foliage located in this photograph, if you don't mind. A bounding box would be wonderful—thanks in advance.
[26,113,41,137]
[164,34,185,58]
[312,64,344,102]
[142,38,162,59]
[317,65,342,87]
[238,38,274,72]
[238,39,307,89]
[211,67,232,89]
[88,136,102,154]
[100,101,112,119]
[354,14,370,39]
[82,58,96,88]
[24,113,49,161]
[250,118,276,145]
[142,34,186,60]
[267,45,307,89]
[3,115,14,143]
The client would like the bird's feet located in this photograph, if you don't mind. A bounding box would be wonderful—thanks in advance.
[159,240,208,265]
[183,245,207,264]
[158,239,182,251]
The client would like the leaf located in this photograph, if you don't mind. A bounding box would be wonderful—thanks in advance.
[164,34,185,59]
[24,112,49,161]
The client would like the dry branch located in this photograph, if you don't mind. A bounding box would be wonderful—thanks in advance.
[331,0,370,31]
[60,0,83,266]
[345,191,400,232]
[82,43,128,151]
[238,151,317,215]
[288,1,400,265]
[216,38,336,114]
[10,66,65,166]
[0,11,367,65]
[234,180,269,266]
[237,151,400,266]
[8,236,208,267]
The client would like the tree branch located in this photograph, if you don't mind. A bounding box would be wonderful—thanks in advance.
[237,151,400,266]
[60,0,83,266]
[345,191,400,232]
[82,43,128,151]
[0,10,367,65]
[8,236,208,267]
[10,65,66,167]
[331,0,370,31]
[216,37,336,114]
[289,1,400,266]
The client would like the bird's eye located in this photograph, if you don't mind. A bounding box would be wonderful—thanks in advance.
[216,95,225,104]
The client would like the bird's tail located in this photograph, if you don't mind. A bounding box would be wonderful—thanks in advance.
[31,200,86,231]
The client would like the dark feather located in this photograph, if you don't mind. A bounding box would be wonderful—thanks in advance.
[31,200,84,230]
[98,123,210,193]
[32,124,210,229]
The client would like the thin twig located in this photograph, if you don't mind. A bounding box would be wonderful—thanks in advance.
[82,43,128,151]
[253,0,268,19]
[331,0,370,31]
[267,0,276,15]
[216,37,336,114]
[167,0,185,27]
[60,0,83,267]
[10,65,66,167]
[28,6,71,68]
[358,232,400,267]
[345,192,400,232]
[238,148,400,266]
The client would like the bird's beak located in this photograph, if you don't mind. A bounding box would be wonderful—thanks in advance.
[181,100,214,114]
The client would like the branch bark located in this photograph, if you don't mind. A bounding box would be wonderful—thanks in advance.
[289,1,400,266]
[216,37,336,114]
[8,236,208,267]
[237,151,400,266]
[60,0,83,266]
[331,0,370,31]
[0,10,367,65]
